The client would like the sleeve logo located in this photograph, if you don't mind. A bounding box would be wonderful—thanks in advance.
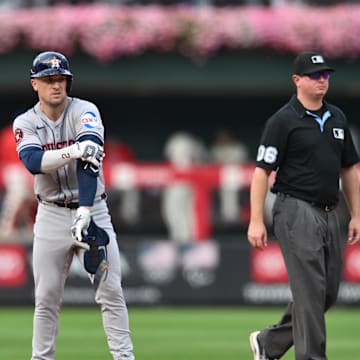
[14,128,23,144]
[81,111,99,129]
[256,145,278,164]
[333,128,344,140]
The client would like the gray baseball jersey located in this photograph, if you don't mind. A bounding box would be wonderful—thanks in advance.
[13,97,105,202]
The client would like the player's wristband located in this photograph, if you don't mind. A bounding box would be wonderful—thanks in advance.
[40,144,80,173]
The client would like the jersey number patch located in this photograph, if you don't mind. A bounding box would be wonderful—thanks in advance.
[257,145,278,164]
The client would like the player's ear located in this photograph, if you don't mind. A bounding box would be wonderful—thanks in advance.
[30,79,38,92]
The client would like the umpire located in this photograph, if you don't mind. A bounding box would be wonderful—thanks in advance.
[247,51,360,360]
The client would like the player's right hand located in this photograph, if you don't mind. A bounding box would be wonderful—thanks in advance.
[71,206,91,243]
[71,140,105,168]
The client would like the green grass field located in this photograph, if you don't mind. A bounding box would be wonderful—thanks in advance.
[1,306,359,359]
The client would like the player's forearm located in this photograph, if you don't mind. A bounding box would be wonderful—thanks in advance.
[249,167,271,223]
[41,141,104,173]
[77,160,98,207]
[40,144,83,173]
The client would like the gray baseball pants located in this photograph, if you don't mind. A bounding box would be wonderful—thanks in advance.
[258,193,345,360]
[31,200,134,360]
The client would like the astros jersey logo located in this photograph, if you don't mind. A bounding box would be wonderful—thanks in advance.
[14,128,23,144]
[81,111,99,129]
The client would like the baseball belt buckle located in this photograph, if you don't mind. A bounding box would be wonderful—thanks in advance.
[324,205,334,212]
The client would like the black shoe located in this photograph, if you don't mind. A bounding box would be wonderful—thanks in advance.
[249,331,270,360]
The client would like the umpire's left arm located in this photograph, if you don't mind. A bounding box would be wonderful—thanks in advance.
[340,165,360,245]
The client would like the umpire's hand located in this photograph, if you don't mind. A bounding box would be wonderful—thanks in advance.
[348,216,360,245]
[248,220,268,250]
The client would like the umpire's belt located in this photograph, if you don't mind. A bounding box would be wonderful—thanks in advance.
[277,193,337,213]
[37,193,106,209]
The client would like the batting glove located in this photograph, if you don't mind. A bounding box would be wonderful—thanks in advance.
[71,207,91,248]
[69,140,105,168]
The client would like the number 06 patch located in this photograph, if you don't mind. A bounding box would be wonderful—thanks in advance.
[256,145,278,164]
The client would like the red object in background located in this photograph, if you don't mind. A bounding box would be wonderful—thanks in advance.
[104,140,135,163]
[102,139,136,186]
[0,124,23,189]
[251,241,288,283]
[192,183,212,240]
[0,124,20,165]
[343,245,360,282]
[0,244,27,287]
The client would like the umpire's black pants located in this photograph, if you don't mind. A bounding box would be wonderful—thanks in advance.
[258,194,345,360]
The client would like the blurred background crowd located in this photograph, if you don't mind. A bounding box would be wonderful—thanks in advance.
[1,0,360,8]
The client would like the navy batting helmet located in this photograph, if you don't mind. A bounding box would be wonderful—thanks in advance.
[31,51,73,92]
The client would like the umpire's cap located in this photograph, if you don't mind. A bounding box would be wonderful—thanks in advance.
[294,51,335,75]
[31,51,73,92]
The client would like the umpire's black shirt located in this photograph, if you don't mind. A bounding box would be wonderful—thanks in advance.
[256,95,359,206]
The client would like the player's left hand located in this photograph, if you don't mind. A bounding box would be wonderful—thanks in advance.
[71,206,91,245]
[348,216,360,245]
[80,142,105,168]
[71,141,105,168]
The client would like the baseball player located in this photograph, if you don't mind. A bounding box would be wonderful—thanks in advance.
[162,131,206,245]
[13,51,135,360]
[0,123,34,238]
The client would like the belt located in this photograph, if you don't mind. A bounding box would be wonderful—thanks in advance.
[277,193,336,213]
[311,203,337,213]
[53,201,79,209]
[38,193,106,209]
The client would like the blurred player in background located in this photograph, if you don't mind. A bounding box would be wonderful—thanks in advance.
[13,51,135,360]
[162,131,219,287]
[103,136,140,225]
[247,51,360,360]
[138,130,212,286]
[0,122,35,239]
[162,130,207,247]
[210,128,249,224]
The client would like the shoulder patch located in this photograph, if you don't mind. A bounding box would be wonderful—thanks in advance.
[81,111,99,129]
[333,128,344,140]
[14,128,23,144]
[257,145,278,164]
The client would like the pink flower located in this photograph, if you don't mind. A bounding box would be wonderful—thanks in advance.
[1,3,360,61]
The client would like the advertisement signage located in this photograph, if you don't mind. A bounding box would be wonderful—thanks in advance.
[1,239,360,305]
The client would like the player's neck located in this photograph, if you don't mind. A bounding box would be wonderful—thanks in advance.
[40,99,68,121]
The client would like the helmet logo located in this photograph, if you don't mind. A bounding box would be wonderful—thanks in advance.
[49,56,61,69]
